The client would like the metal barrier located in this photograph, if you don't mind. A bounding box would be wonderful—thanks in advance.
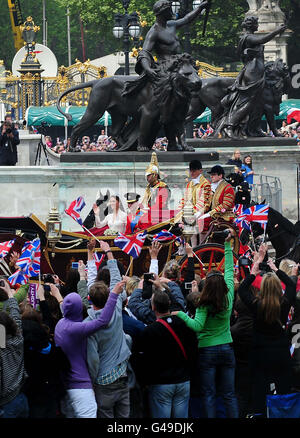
[251,174,282,212]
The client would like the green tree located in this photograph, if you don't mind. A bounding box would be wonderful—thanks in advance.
[0,0,299,80]
[57,0,249,66]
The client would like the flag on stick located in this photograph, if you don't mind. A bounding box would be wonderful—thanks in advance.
[114,231,147,259]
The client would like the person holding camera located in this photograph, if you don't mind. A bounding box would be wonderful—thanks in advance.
[0,115,20,166]
[172,232,239,418]
[237,245,297,417]
[0,279,29,418]
[128,272,186,326]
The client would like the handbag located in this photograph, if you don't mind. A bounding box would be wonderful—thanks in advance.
[267,393,300,418]
[156,318,187,360]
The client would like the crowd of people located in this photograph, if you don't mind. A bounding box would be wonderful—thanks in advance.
[279,120,300,144]
[193,123,214,139]
[44,130,117,155]
[1,154,299,420]
[1,234,299,420]
[191,121,300,145]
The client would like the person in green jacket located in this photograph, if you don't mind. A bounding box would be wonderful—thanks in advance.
[173,232,239,418]
[0,283,29,312]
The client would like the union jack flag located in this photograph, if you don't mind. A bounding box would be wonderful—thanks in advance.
[16,238,41,277]
[234,204,244,217]
[65,196,86,225]
[8,269,29,286]
[93,252,105,270]
[0,239,15,258]
[234,204,251,232]
[153,229,176,243]
[153,229,184,246]
[114,231,147,259]
[243,204,269,229]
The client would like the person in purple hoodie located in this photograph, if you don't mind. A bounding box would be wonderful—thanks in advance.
[54,279,126,418]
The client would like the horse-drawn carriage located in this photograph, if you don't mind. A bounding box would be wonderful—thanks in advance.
[0,213,241,283]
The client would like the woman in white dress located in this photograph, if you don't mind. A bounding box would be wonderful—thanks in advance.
[93,195,127,234]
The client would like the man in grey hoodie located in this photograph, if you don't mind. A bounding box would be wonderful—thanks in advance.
[85,240,131,418]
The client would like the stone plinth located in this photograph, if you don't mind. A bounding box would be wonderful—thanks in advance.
[60,151,219,164]
[187,137,298,148]
[17,130,58,166]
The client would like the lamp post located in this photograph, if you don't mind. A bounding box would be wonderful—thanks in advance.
[46,207,62,258]
[113,0,141,76]
[18,17,44,117]
[172,0,203,52]
[172,0,203,138]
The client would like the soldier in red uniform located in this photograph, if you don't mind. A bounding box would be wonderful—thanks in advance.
[197,165,235,226]
[138,152,170,229]
[174,159,212,247]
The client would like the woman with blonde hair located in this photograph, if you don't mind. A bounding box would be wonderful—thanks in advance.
[125,276,140,297]
[237,246,296,417]
[226,149,242,168]
[279,258,298,277]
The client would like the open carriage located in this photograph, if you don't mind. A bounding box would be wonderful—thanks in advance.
[0,213,240,283]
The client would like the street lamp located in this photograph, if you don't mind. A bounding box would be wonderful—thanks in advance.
[113,0,141,76]
[171,0,203,52]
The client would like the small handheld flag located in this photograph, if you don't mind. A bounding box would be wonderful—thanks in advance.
[0,239,15,258]
[114,231,147,259]
[65,197,86,225]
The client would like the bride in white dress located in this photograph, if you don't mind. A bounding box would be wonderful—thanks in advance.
[93,195,127,233]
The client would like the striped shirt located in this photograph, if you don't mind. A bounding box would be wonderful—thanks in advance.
[0,298,26,407]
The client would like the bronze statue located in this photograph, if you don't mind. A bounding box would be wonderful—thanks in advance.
[135,0,209,81]
[247,58,290,137]
[215,16,287,139]
[57,53,202,151]
[186,58,290,137]
[56,0,209,152]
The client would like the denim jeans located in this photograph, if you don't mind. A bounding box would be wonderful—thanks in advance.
[1,393,29,418]
[198,344,239,418]
[148,381,190,418]
[61,389,97,418]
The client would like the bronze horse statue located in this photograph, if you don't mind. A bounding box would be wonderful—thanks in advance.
[57,53,202,152]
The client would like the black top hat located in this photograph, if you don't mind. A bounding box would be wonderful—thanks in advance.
[207,165,225,176]
[124,192,141,204]
[189,160,202,171]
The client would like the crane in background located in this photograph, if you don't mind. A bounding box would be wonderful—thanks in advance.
[7,0,25,52]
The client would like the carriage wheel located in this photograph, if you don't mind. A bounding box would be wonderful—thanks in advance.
[179,243,239,279]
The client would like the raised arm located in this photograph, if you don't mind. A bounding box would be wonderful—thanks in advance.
[247,24,287,46]
[172,1,209,29]
[81,280,126,337]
